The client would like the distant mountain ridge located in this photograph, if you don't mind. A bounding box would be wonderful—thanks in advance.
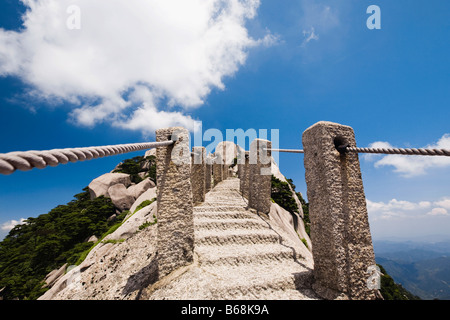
[374,240,450,300]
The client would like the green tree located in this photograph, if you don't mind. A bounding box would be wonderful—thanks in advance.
[296,192,310,236]
[378,264,421,300]
[270,175,311,236]
[271,175,299,214]
[0,187,117,300]
[113,155,156,184]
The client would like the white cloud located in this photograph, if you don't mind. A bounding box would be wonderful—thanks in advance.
[368,197,450,240]
[364,134,450,177]
[1,218,26,231]
[367,198,430,221]
[301,27,319,46]
[435,198,450,209]
[298,2,339,47]
[427,207,448,216]
[0,0,273,133]
[367,196,450,221]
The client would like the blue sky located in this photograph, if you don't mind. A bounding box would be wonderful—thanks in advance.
[0,0,449,241]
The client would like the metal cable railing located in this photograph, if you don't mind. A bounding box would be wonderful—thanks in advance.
[346,146,450,156]
[2,141,449,175]
[268,148,304,154]
[266,147,450,156]
[0,140,174,175]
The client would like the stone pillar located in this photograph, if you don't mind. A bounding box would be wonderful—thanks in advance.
[248,139,272,213]
[302,121,378,300]
[205,156,212,193]
[222,164,227,180]
[237,147,243,179]
[213,153,223,186]
[156,127,194,278]
[239,151,250,199]
[222,142,235,180]
[191,146,206,204]
[237,161,242,179]
[222,143,228,180]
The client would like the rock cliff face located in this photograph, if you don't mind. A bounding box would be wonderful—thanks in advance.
[39,204,158,300]
[270,157,312,250]
[88,173,131,199]
[39,145,314,300]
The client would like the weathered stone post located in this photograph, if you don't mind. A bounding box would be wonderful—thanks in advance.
[237,147,244,179]
[213,152,223,186]
[222,143,228,180]
[237,157,242,179]
[239,151,250,199]
[205,155,213,193]
[222,165,227,180]
[302,121,378,300]
[191,146,206,204]
[156,127,194,278]
[248,139,272,213]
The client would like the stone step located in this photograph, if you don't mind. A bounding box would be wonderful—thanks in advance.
[194,211,256,220]
[195,243,299,266]
[208,190,241,194]
[207,189,241,194]
[195,229,282,246]
[148,262,316,300]
[207,193,240,197]
[205,194,244,200]
[202,198,246,203]
[146,177,319,300]
[206,191,242,195]
[194,205,247,212]
[209,184,240,190]
[198,262,314,292]
[204,198,244,202]
[200,202,247,207]
[194,218,268,231]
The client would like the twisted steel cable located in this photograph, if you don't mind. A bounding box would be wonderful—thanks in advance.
[267,148,304,154]
[0,140,174,175]
[346,146,450,156]
[2,142,448,175]
[267,147,450,156]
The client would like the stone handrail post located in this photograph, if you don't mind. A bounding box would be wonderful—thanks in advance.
[191,146,206,204]
[237,148,243,179]
[213,152,223,186]
[302,121,378,300]
[222,143,228,180]
[155,127,194,278]
[205,155,213,193]
[239,151,250,199]
[248,139,272,213]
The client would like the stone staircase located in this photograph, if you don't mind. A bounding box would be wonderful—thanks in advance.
[148,178,319,300]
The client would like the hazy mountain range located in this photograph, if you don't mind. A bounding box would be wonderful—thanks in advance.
[374,237,450,300]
